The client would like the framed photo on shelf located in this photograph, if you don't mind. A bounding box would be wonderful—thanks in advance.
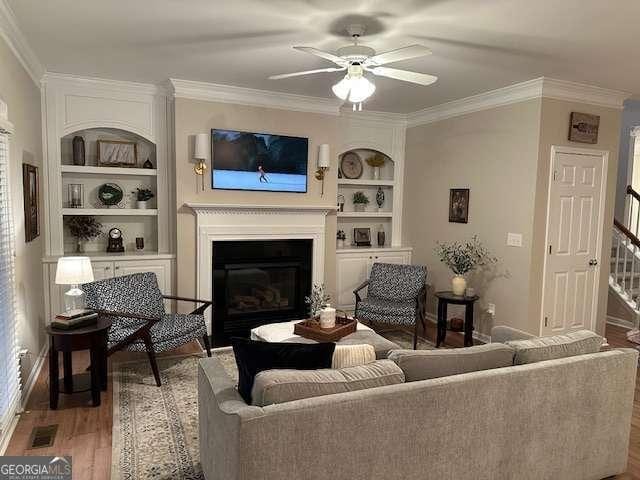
[449,188,469,224]
[97,140,138,167]
[22,163,39,242]
[353,227,371,247]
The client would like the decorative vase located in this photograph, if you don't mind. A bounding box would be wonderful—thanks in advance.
[452,275,467,296]
[72,136,85,166]
[137,200,148,209]
[337,239,345,249]
[376,187,385,211]
[354,203,366,212]
[136,237,145,250]
[377,225,385,247]
[372,166,381,180]
[76,239,84,253]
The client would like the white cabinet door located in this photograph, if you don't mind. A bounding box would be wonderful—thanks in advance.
[114,259,172,295]
[371,251,412,267]
[336,254,370,310]
[91,261,115,281]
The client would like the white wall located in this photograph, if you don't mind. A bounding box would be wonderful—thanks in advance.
[615,100,640,219]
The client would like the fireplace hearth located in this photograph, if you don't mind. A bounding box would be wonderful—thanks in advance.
[212,239,312,346]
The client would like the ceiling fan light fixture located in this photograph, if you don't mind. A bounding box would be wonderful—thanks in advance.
[331,76,351,101]
[331,74,375,104]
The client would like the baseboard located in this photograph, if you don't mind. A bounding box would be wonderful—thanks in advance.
[21,342,48,411]
[606,315,636,330]
[424,312,491,344]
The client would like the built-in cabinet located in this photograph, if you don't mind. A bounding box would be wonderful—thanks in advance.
[336,247,412,311]
[41,74,175,321]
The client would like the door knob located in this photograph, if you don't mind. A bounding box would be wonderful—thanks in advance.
[588,259,598,266]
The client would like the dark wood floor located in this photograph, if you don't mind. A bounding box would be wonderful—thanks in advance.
[4,323,639,479]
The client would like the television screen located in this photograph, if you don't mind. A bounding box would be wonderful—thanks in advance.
[211,129,308,193]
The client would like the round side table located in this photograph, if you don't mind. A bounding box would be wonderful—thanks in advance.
[435,291,479,348]
[46,317,112,409]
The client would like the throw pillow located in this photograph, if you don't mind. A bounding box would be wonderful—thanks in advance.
[506,329,603,365]
[231,337,335,404]
[332,344,376,368]
[251,359,405,406]
[388,344,515,382]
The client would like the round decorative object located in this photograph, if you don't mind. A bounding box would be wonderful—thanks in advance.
[109,227,122,239]
[340,151,363,179]
[98,183,123,206]
[376,186,385,209]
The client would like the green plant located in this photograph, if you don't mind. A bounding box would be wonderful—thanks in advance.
[337,230,346,240]
[305,284,331,317]
[435,236,497,275]
[64,216,102,241]
[133,188,154,201]
[365,153,386,168]
[352,191,370,205]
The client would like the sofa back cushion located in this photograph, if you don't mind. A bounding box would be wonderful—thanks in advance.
[506,329,603,365]
[251,359,404,406]
[388,344,515,382]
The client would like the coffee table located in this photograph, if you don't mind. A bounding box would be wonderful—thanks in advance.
[250,319,400,359]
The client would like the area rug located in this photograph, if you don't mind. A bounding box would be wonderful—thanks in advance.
[111,333,433,479]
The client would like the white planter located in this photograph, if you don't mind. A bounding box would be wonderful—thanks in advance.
[337,239,346,249]
[372,166,381,180]
[452,275,467,296]
[137,200,148,209]
[354,204,366,212]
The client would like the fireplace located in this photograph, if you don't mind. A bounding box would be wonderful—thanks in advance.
[212,239,312,346]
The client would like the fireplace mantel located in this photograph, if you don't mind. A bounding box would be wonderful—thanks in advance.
[185,202,334,334]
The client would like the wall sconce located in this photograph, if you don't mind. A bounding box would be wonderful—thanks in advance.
[315,144,330,196]
[194,133,209,191]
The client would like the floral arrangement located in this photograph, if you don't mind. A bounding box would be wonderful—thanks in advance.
[435,236,497,275]
[352,191,370,205]
[337,230,346,241]
[305,284,331,318]
[365,153,386,168]
[64,216,102,241]
[133,188,155,201]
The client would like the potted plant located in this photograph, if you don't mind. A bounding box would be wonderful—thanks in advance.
[352,191,369,212]
[305,284,331,319]
[435,236,497,296]
[133,188,154,209]
[64,216,102,253]
[366,153,386,180]
[337,230,346,249]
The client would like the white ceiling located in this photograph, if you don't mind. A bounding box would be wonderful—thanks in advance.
[7,0,640,113]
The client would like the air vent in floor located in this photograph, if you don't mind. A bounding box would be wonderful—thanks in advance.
[28,424,58,449]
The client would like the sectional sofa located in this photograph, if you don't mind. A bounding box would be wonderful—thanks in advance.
[198,326,638,480]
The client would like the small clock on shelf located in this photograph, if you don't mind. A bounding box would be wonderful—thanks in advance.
[340,151,363,179]
[106,227,124,253]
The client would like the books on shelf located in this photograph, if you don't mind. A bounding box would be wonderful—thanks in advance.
[52,311,98,330]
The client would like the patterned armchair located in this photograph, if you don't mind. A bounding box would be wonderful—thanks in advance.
[354,263,427,349]
[82,272,212,386]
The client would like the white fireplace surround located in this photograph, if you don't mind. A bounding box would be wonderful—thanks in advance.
[185,203,335,333]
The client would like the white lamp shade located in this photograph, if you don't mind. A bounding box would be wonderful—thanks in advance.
[318,144,330,168]
[194,133,209,160]
[55,256,94,285]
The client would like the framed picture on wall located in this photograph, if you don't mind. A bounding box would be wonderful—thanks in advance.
[22,163,39,242]
[97,140,138,167]
[568,112,600,144]
[449,188,469,224]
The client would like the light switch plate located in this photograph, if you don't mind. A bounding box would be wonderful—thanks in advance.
[507,233,523,247]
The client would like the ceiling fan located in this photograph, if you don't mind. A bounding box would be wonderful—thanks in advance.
[269,24,437,110]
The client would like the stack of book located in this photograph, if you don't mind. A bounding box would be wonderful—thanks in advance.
[52,309,98,330]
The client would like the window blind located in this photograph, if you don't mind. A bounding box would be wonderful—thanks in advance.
[0,132,19,435]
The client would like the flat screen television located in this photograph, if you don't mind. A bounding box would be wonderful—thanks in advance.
[211,129,308,193]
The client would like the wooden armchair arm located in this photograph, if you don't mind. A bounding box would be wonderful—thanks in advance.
[162,295,213,316]
[353,279,370,304]
[93,309,161,323]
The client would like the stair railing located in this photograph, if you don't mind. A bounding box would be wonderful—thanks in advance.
[612,186,640,303]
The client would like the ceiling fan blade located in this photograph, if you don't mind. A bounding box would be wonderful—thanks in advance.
[365,45,432,66]
[269,67,346,80]
[293,46,348,66]
[368,67,438,86]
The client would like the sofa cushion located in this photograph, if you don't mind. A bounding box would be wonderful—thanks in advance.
[332,344,376,368]
[251,359,404,406]
[231,337,335,404]
[388,344,515,382]
[506,329,603,365]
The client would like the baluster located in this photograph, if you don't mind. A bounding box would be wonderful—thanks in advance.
[635,198,640,239]
[629,197,634,230]
[623,233,629,295]
[615,232,621,288]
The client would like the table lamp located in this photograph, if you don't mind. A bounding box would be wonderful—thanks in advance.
[55,256,94,312]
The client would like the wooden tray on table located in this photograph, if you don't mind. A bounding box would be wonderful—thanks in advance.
[294,314,356,342]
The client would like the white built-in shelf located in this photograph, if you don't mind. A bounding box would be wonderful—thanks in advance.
[61,208,158,216]
[337,211,393,218]
[43,251,176,263]
[336,246,413,254]
[338,179,394,187]
[60,165,158,176]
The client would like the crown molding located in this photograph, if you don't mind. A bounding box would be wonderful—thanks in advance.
[42,72,168,96]
[407,77,630,128]
[170,78,342,116]
[339,107,408,127]
[0,0,44,86]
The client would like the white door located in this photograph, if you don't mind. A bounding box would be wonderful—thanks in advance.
[541,146,608,336]
[336,254,370,310]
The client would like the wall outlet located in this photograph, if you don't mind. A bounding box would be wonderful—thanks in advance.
[487,303,496,316]
[506,232,523,247]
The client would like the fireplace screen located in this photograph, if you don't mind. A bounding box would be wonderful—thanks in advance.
[226,264,298,315]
